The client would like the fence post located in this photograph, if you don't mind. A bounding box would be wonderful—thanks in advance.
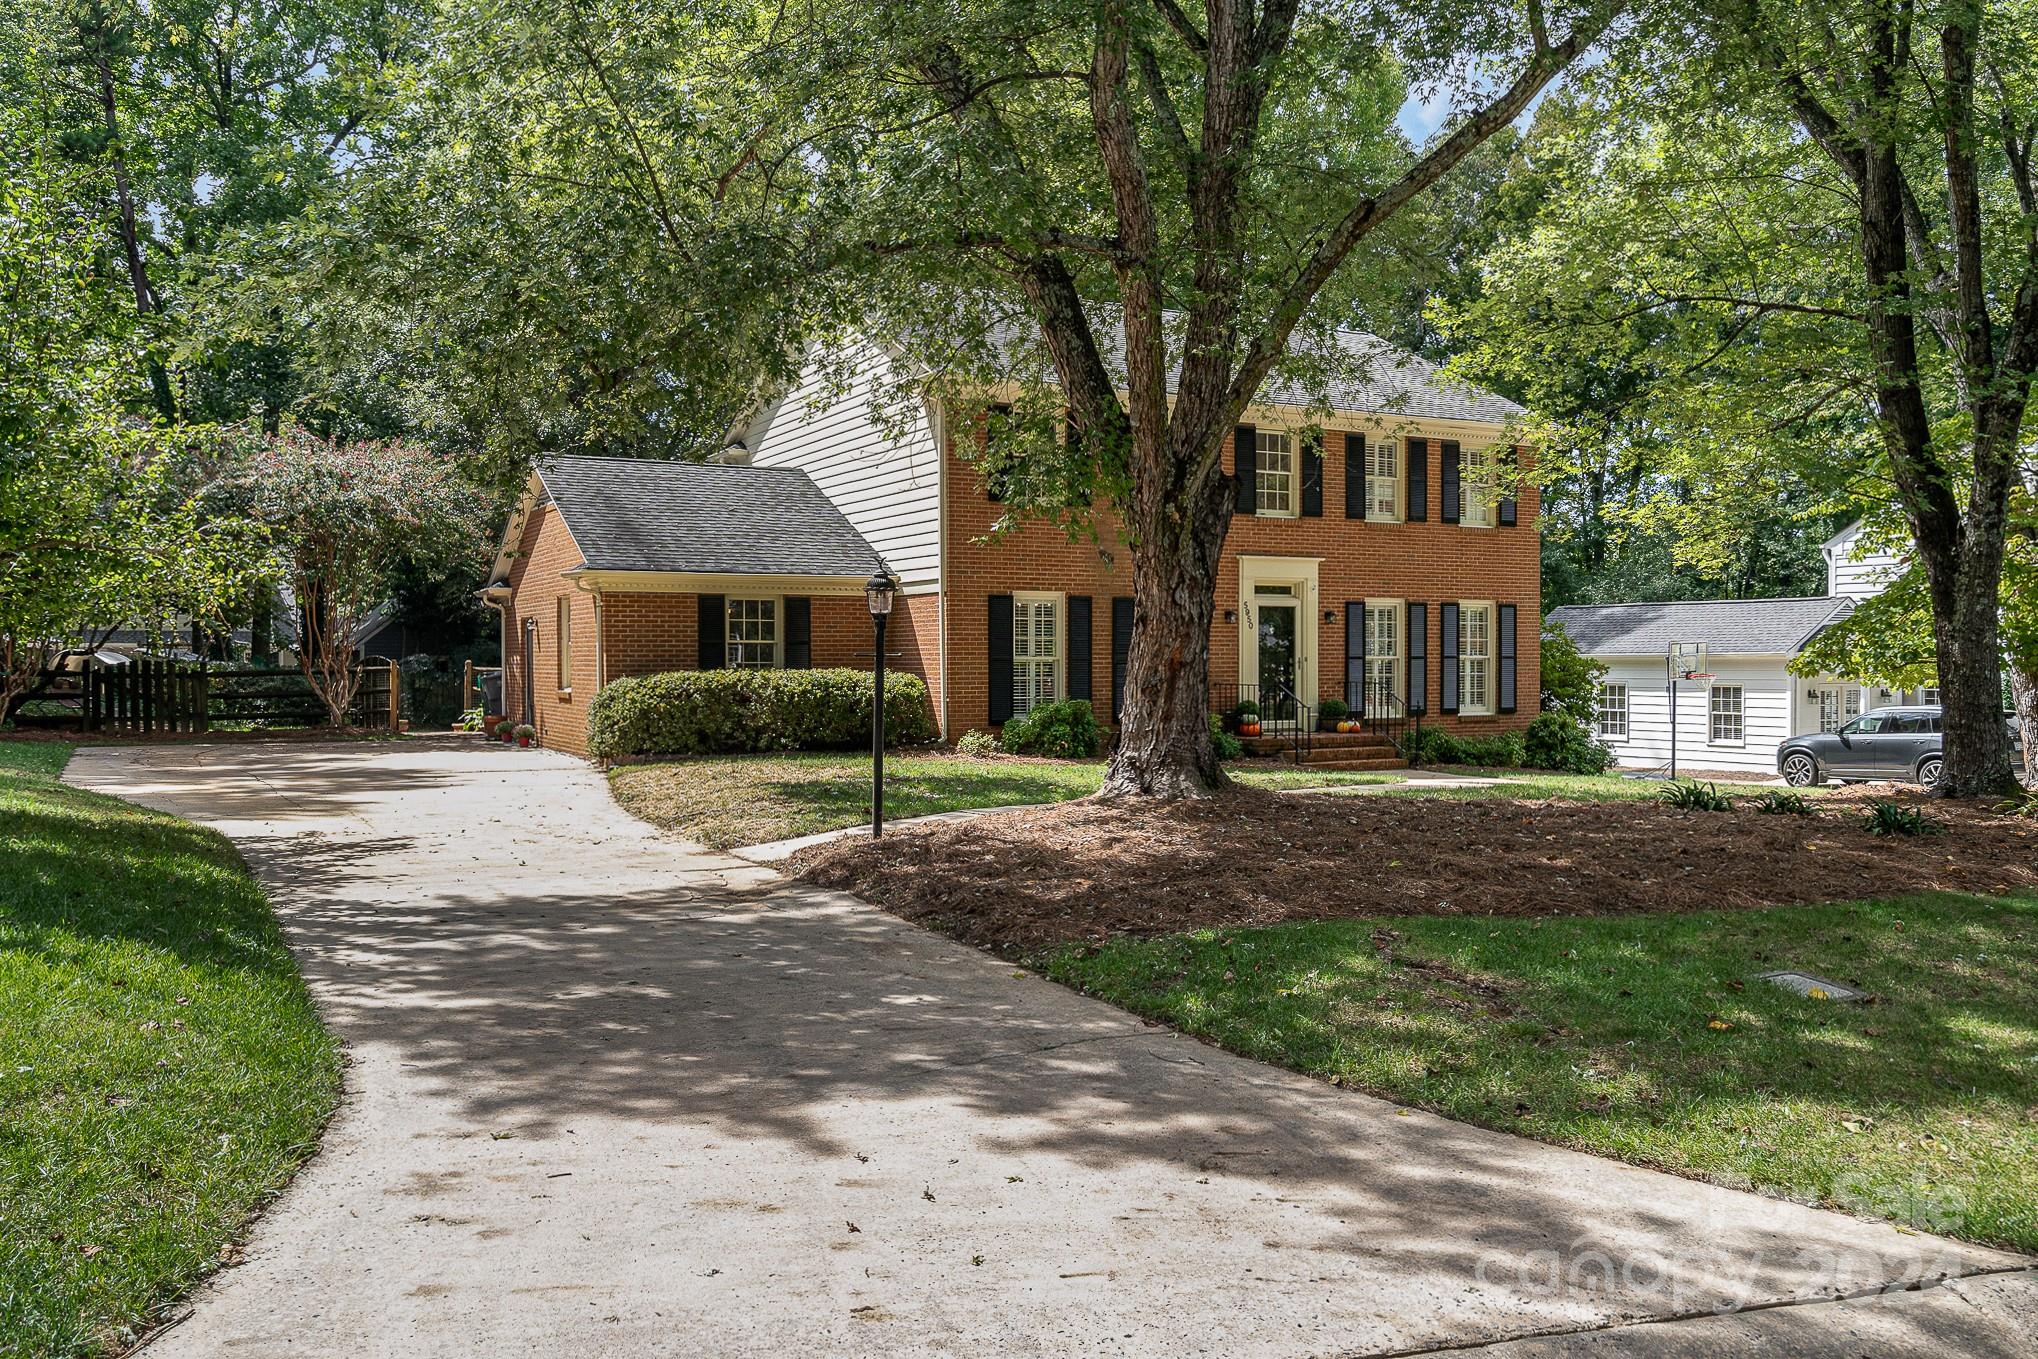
[463,659,474,713]
[388,658,401,731]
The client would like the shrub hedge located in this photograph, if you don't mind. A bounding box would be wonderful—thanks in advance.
[1522,712,1616,774]
[999,698,1102,758]
[1402,725,1528,768]
[586,668,935,759]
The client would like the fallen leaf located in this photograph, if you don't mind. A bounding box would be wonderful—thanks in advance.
[1708,1019,1734,1031]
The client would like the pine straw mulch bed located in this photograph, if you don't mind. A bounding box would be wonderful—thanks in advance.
[790,786,2038,956]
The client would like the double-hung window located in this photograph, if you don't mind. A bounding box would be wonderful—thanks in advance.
[1461,446,1494,527]
[1709,684,1745,745]
[1012,593,1062,717]
[727,598,780,669]
[1596,682,1628,739]
[1459,602,1492,714]
[1255,429,1296,516]
[555,597,572,690]
[1365,438,1400,522]
[1364,603,1400,715]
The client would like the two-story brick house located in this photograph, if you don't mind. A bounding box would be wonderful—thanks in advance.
[487,330,1540,759]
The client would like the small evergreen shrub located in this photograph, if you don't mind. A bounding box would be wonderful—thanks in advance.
[1399,725,1527,768]
[999,698,1101,758]
[586,668,935,759]
[1208,711,1244,761]
[1658,780,1733,812]
[955,729,1001,758]
[1751,789,1815,816]
[1862,801,1944,836]
[1522,712,1615,774]
[1318,698,1350,722]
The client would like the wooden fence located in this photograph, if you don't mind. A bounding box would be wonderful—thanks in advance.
[11,658,403,734]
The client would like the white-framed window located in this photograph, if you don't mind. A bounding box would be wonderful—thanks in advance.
[1709,684,1745,745]
[1461,446,1494,527]
[1459,602,1493,715]
[1365,437,1401,522]
[1920,686,1941,705]
[1364,601,1400,715]
[1597,682,1628,739]
[1255,429,1296,516]
[1012,592,1062,717]
[727,597,780,670]
[556,597,572,690]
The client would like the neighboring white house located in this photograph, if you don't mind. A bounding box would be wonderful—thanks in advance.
[1548,522,1936,775]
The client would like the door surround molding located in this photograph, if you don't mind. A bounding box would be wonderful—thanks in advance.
[1236,555,1322,712]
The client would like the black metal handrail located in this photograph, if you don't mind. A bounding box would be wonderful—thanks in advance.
[1351,676,1424,760]
[1215,681,1314,761]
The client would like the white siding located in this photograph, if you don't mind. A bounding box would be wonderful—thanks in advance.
[1823,520,1907,600]
[1594,655,1803,775]
[742,344,942,591]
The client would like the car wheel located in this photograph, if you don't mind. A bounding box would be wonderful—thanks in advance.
[1782,753,1821,787]
[1917,756,1944,789]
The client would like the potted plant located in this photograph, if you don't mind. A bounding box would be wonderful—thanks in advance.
[1232,699,1262,738]
[1317,698,1349,733]
[499,720,517,743]
[513,723,537,748]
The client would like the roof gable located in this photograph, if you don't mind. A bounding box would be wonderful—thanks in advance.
[516,456,884,580]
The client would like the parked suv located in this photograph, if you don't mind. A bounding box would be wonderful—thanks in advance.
[1777,705,2022,788]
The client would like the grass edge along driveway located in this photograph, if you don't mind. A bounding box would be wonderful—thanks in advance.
[1041,891,2038,1254]
[609,751,1402,848]
[0,742,340,1358]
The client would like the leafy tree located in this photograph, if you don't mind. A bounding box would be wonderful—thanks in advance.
[1440,0,2038,796]
[1,91,254,715]
[1538,618,1605,727]
[221,429,484,724]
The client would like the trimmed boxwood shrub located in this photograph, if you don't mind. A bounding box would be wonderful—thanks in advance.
[1401,725,1528,768]
[586,668,934,759]
[999,698,1101,758]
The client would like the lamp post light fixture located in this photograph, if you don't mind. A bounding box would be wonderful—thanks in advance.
[864,571,897,837]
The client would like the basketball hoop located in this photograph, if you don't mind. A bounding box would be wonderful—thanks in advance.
[1667,641,1710,683]
[1685,670,1718,687]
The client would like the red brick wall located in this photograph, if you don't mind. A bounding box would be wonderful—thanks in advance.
[502,503,600,754]
[940,424,1542,737]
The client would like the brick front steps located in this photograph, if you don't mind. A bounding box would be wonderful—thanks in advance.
[1239,730,1410,772]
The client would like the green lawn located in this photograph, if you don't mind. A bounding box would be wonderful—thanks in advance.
[0,742,340,1356]
[610,752,1401,848]
[1042,892,2038,1251]
[1396,767,1797,801]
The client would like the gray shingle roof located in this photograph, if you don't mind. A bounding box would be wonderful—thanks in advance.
[1547,597,1857,657]
[538,456,882,578]
[981,313,1525,425]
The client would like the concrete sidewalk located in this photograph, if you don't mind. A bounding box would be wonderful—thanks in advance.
[67,740,2034,1357]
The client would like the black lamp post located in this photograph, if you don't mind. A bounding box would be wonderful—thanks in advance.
[864,571,897,837]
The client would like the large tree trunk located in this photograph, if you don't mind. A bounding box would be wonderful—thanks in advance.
[2010,660,2037,786]
[1102,467,1234,797]
[1918,523,2018,796]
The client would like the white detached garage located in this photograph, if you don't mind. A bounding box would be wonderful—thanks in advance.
[1547,597,1877,776]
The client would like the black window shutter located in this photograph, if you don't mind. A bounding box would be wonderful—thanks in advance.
[697,594,726,670]
[1110,596,1134,721]
[1343,432,1365,519]
[1440,601,1460,714]
[1405,438,1428,522]
[1232,424,1257,515]
[1441,440,1462,524]
[1344,602,1365,711]
[988,594,1014,724]
[1066,595,1092,701]
[1498,445,1519,526]
[984,403,1012,502]
[1406,603,1428,715]
[1498,603,1518,713]
[783,596,812,669]
[1300,430,1323,517]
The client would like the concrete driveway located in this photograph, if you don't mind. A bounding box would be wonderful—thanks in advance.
[68,740,2035,1357]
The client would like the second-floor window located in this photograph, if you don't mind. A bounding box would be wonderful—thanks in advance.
[1366,438,1400,522]
[1461,446,1494,527]
[1255,430,1296,516]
